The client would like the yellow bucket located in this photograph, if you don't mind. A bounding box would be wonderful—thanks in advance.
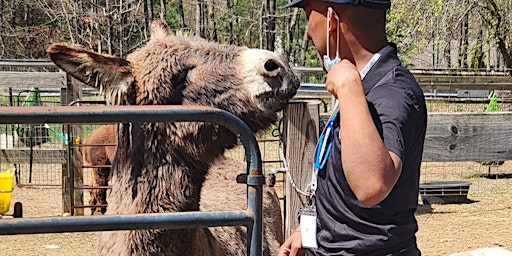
[0,168,14,214]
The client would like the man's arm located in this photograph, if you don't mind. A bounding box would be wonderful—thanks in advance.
[326,60,402,207]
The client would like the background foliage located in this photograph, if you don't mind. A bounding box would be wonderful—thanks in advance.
[0,0,511,70]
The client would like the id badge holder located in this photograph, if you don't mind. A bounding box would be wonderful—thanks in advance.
[300,205,318,249]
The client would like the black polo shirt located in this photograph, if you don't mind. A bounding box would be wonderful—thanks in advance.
[308,46,427,255]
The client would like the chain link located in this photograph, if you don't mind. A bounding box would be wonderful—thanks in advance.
[273,118,312,198]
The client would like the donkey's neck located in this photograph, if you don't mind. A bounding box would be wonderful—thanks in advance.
[101,124,221,255]
[108,160,208,213]
[104,160,218,255]
[108,124,227,213]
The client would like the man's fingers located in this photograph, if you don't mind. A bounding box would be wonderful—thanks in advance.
[279,240,292,256]
[278,247,291,256]
[279,231,305,256]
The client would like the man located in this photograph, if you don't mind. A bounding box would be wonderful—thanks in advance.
[278,0,427,255]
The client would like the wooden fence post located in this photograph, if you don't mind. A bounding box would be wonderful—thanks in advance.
[61,74,84,215]
[283,101,320,238]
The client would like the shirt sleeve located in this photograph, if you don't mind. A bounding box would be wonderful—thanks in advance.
[366,73,422,161]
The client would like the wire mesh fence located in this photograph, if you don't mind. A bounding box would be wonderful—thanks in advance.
[422,98,512,196]
[0,88,65,186]
[0,85,105,187]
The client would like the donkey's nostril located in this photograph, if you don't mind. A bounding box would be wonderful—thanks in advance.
[264,60,280,72]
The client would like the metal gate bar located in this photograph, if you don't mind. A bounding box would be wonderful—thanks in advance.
[0,211,252,234]
[0,105,264,256]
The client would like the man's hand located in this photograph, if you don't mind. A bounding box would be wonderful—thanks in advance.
[325,60,363,100]
[278,229,306,256]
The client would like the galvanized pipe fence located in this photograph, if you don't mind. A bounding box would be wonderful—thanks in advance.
[0,105,264,256]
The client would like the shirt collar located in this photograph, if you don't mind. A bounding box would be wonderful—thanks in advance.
[362,44,402,95]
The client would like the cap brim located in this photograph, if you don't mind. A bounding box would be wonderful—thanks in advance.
[281,0,305,8]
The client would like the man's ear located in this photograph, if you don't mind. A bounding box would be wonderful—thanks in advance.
[327,7,338,33]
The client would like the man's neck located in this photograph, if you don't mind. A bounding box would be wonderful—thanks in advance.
[350,41,388,74]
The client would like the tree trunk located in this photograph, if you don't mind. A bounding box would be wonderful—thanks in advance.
[444,42,451,68]
[259,1,264,49]
[480,0,512,74]
[470,27,485,69]
[120,0,124,57]
[208,0,218,41]
[0,0,3,21]
[106,0,113,55]
[160,0,166,20]
[196,0,205,37]
[145,0,154,36]
[265,0,276,51]
[226,0,234,44]
[285,8,300,63]
[299,28,308,66]
[458,12,469,69]
[177,0,186,27]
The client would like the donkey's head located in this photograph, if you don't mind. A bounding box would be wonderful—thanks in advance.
[47,20,300,133]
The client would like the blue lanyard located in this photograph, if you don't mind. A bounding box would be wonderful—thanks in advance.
[308,106,338,195]
[313,112,337,170]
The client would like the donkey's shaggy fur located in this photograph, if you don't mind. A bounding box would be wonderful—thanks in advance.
[49,19,299,255]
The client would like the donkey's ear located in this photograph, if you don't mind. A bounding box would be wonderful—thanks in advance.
[47,43,134,105]
[150,19,173,39]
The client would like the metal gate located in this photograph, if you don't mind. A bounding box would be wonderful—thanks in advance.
[0,105,265,256]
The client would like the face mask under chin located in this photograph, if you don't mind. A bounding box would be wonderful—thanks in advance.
[323,55,341,73]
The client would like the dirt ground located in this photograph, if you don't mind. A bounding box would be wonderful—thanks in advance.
[416,188,512,255]
[0,178,510,256]
[0,186,97,256]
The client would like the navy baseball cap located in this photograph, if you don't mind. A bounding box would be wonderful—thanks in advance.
[282,0,391,9]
